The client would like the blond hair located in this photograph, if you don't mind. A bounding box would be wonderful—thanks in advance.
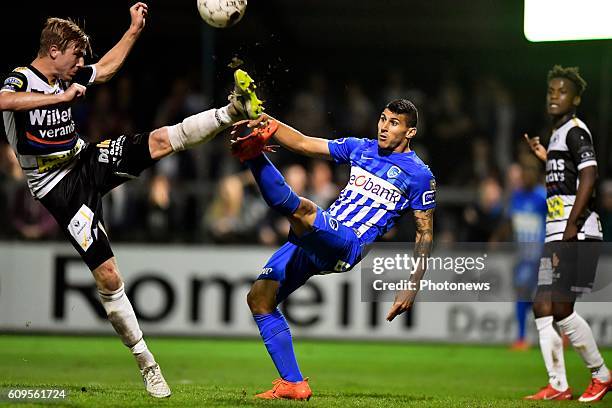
[38,17,92,57]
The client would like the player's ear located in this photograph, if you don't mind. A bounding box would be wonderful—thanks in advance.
[405,127,417,140]
[573,95,581,107]
[49,45,59,59]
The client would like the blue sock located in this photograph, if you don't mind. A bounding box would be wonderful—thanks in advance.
[246,155,301,215]
[516,301,531,340]
[253,309,303,382]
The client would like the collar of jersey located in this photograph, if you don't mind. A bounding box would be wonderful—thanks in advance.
[28,64,57,86]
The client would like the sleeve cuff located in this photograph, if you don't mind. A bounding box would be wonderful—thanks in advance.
[88,65,97,85]
[577,160,597,170]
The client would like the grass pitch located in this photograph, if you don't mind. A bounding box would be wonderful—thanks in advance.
[1,335,611,407]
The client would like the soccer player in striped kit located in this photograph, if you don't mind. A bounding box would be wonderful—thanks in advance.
[231,99,435,400]
[524,65,610,402]
[0,1,263,396]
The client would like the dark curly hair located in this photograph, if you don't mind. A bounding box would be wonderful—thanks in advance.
[547,65,587,96]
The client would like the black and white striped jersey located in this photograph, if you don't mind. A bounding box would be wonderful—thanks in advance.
[1,65,96,198]
[545,116,601,242]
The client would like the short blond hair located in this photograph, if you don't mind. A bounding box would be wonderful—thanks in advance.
[38,17,92,57]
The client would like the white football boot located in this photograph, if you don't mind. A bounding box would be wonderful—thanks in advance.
[141,363,171,398]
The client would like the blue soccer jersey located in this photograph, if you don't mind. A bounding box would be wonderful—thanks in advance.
[509,186,547,244]
[327,137,436,245]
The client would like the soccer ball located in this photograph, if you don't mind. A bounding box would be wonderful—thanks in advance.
[197,0,247,28]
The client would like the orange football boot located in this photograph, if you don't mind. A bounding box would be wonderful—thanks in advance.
[230,119,279,162]
[578,372,611,403]
[524,384,572,400]
[255,377,312,400]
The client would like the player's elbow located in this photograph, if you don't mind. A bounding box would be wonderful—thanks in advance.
[93,62,116,83]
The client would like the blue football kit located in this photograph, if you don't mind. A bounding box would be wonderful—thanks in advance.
[259,137,436,302]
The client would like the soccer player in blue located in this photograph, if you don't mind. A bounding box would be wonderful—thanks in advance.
[230,99,436,400]
[507,157,547,351]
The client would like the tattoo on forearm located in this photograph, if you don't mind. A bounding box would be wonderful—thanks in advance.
[413,209,434,260]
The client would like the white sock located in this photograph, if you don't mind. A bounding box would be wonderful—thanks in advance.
[535,316,568,391]
[167,106,234,152]
[557,312,610,382]
[99,283,155,369]
[130,338,157,370]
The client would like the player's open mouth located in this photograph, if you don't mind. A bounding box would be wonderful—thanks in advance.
[549,103,559,108]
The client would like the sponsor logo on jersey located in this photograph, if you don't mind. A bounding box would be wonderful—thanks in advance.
[386,165,401,179]
[422,190,435,205]
[347,167,402,204]
[35,141,82,173]
[260,267,273,275]
[421,178,436,206]
[29,107,73,126]
[581,151,594,159]
[329,217,339,231]
[546,196,565,220]
[546,158,566,182]
[3,76,23,88]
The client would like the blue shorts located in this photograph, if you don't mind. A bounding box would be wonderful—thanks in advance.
[258,208,363,303]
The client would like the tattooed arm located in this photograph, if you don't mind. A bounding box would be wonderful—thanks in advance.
[386,208,434,321]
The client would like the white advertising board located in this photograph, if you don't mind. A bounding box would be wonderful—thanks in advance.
[1,244,610,345]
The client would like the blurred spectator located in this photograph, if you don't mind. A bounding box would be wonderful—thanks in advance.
[380,69,428,134]
[1,144,59,240]
[11,184,60,240]
[87,85,122,142]
[0,143,20,238]
[286,74,332,138]
[258,164,308,246]
[462,176,504,241]
[205,163,311,246]
[453,137,499,185]
[338,82,375,137]
[472,77,516,174]
[142,174,177,242]
[430,81,475,184]
[205,170,269,243]
[154,78,207,181]
[102,184,136,241]
[495,156,546,350]
[308,160,338,209]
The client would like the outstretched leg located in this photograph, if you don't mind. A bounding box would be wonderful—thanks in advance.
[245,153,319,237]
[148,69,264,159]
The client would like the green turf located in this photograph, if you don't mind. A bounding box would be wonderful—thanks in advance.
[0,335,611,407]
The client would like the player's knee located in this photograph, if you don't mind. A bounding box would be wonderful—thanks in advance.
[93,260,123,293]
[247,283,276,315]
[292,198,317,219]
[532,299,552,318]
[552,302,574,321]
[148,127,172,160]
[288,198,318,234]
